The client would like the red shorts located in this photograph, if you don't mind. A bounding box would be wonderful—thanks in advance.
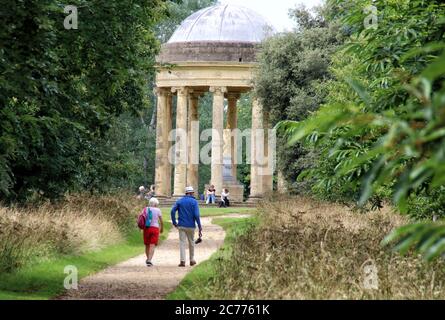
[143,227,160,246]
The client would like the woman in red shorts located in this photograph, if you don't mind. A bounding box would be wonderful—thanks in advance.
[141,197,163,267]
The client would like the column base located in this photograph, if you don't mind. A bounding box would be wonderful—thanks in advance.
[246,196,263,204]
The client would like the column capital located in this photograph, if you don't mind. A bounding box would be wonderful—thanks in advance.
[154,87,170,97]
[210,86,227,96]
[171,86,188,96]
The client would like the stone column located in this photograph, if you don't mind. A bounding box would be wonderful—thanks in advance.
[225,93,239,180]
[262,111,274,194]
[154,88,169,198]
[187,92,200,194]
[210,86,227,196]
[172,87,188,197]
[165,92,173,197]
[249,98,264,199]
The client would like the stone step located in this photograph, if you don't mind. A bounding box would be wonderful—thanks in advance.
[158,199,257,208]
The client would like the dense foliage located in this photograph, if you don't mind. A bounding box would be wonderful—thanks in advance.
[254,5,346,192]
[277,0,445,259]
[282,0,445,211]
[0,0,167,202]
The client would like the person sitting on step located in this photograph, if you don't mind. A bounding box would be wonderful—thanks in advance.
[219,188,230,208]
[206,185,216,204]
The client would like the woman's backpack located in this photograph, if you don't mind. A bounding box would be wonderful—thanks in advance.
[137,207,153,229]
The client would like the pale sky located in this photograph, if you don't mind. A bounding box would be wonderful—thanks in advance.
[219,0,324,31]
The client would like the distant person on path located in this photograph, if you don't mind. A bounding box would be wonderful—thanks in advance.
[206,185,216,204]
[137,197,163,267]
[219,188,230,208]
[136,186,146,200]
[171,186,202,267]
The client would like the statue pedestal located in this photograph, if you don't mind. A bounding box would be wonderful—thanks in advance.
[224,182,244,202]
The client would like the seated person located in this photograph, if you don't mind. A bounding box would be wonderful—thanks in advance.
[206,185,216,204]
[219,188,230,208]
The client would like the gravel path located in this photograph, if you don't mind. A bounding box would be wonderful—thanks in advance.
[59,214,250,300]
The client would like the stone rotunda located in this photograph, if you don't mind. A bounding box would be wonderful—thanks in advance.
[154,4,276,202]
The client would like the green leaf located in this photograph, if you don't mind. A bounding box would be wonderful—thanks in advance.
[425,238,445,261]
[401,42,445,62]
[381,222,427,247]
[346,78,372,106]
[359,156,386,206]
[421,52,445,81]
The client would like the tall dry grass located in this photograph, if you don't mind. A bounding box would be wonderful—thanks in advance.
[202,195,445,299]
[0,193,142,273]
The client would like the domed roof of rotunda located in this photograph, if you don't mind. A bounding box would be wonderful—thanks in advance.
[157,4,276,64]
[168,4,275,44]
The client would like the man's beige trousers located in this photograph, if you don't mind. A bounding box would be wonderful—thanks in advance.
[178,227,195,262]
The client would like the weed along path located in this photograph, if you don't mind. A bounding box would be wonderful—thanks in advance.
[58,214,250,300]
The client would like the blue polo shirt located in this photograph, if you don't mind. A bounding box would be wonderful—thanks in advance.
[171,195,202,229]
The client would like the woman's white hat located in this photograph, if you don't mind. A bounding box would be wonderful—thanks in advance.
[185,186,194,193]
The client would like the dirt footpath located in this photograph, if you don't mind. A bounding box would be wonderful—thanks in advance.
[59,214,249,300]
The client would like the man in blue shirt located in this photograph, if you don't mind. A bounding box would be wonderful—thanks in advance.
[171,186,202,267]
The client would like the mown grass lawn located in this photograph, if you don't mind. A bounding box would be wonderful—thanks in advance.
[161,207,253,218]
[0,222,172,300]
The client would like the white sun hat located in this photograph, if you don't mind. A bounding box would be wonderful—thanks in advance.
[185,186,195,193]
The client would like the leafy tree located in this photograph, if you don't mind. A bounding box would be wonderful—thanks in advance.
[0,0,166,202]
[281,0,445,259]
[254,4,345,192]
[282,0,445,207]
